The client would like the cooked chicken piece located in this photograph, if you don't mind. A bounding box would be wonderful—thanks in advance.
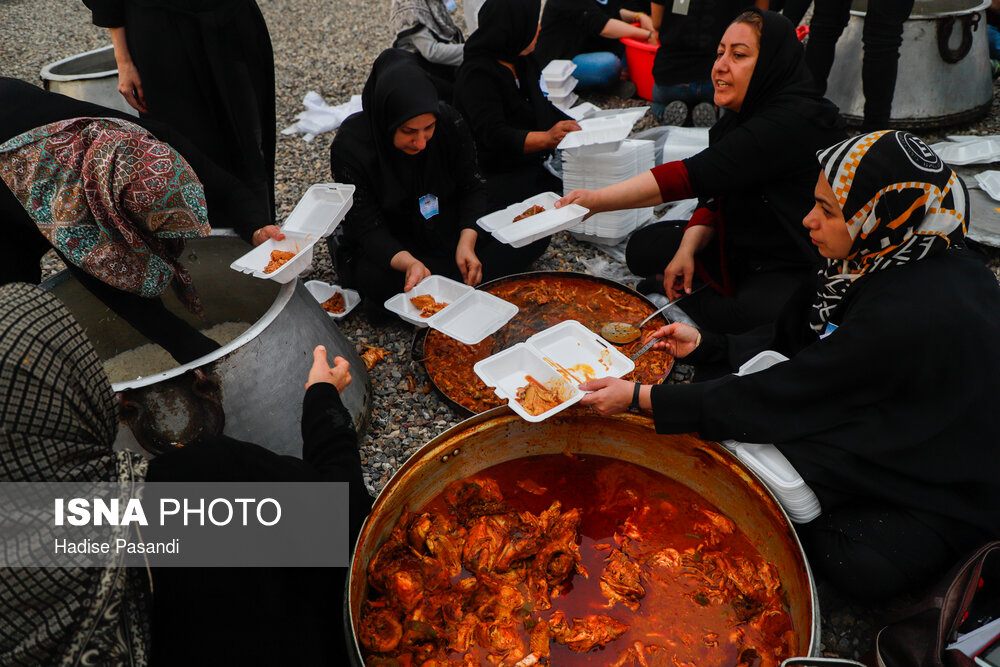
[358,604,403,654]
[532,506,585,587]
[442,478,507,520]
[475,618,526,660]
[463,514,508,574]
[515,479,547,495]
[407,513,465,578]
[515,376,567,416]
[600,549,645,611]
[693,508,736,546]
[513,204,546,222]
[320,291,345,313]
[528,617,550,658]
[359,344,391,370]
[548,610,629,653]
[611,641,668,667]
[399,619,445,660]
[410,294,449,317]
[367,517,447,612]
[450,612,478,653]
[263,249,296,273]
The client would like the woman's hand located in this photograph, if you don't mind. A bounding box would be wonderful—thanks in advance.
[403,259,431,292]
[647,322,701,358]
[578,377,635,415]
[636,12,656,35]
[545,120,581,149]
[251,225,285,246]
[557,189,600,218]
[455,229,482,286]
[305,345,352,392]
[109,27,147,113]
[663,248,696,300]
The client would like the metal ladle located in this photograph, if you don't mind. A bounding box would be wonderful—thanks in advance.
[600,285,707,344]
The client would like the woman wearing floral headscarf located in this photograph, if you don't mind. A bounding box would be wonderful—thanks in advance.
[577,131,1000,600]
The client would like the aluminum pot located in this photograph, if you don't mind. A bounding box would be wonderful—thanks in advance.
[824,0,993,128]
[345,407,820,663]
[40,235,372,457]
[40,45,138,117]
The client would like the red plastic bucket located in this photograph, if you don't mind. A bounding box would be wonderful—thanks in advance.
[620,36,658,101]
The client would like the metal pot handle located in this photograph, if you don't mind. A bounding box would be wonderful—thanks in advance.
[782,659,867,667]
[937,12,980,65]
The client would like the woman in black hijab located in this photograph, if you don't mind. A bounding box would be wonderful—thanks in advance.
[329,49,545,317]
[559,9,847,335]
[454,0,581,210]
[578,131,1000,600]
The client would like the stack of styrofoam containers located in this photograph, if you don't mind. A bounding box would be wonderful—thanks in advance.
[564,139,655,246]
[541,60,579,111]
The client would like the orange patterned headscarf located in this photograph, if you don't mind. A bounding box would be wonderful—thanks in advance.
[810,131,967,333]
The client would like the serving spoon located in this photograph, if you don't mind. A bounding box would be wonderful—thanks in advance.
[601,284,707,344]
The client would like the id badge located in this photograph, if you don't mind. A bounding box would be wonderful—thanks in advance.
[672,0,690,15]
[819,322,838,339]
[418,194,440,220]
[444,0,457,10]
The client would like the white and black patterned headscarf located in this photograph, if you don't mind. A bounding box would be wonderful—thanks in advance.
[390,0,463,45]
[810,131,968,333]
[0,283,149,666]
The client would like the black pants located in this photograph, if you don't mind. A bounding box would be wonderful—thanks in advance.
[799,504,989,601]
[331,233,550,312]
[771,0,812,26]
[806,0,915,129]
[625,221,809,334]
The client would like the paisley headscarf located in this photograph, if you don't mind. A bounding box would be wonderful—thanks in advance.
[810,130,968,332]
[0,283,149,665]
[0,117,211,314]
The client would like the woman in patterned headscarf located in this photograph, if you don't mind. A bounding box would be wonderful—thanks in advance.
[577,131,1000,600]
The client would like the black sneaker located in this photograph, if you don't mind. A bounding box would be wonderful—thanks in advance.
[660,100,688,127]
[691,102,717,127]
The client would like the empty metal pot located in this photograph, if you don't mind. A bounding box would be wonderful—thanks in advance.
[40,45,138,117]
[824,0,993,128]
[41,234,372,457]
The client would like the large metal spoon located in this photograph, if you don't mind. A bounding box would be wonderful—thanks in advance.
[601,285,707,344]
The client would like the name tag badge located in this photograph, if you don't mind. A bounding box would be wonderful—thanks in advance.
[418,194,440,220]
[672,0,690,15]
[444,0,457,10]
[820,322,838,339]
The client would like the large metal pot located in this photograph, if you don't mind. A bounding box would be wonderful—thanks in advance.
[345,407,820,662]
[41,235,372,457]
[825,0,993,128]
[40,45,138,117]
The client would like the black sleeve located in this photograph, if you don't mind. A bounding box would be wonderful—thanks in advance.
[456,67,531,164]
[683,111,812,201]
[82,0,125,27]
[582,1,615,35]
[330,154,407,269]
[446,108,489,230]
[301,383,374,541]
[648,298,898,443]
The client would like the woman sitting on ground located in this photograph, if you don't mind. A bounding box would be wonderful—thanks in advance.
[390,0,465,98]
[559,9,846,334]
[0,282,372,664]
[578,131,1000,600]
[329,49,548,317]
[534,0,658,90]
[455,0,580,210]
[0,78,279,364]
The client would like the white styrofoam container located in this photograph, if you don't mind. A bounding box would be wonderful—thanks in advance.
[557,116,633,155]
[383,275,472,328]
[477,192,588,248]
[474,320,634,422]
[548,91,579,110]
[230,183,355,283]
[542,59,577,82]
[545,76,578,97]
[564,102,601,121]
[975,170,1000,201]
[304,280,360,320]
[428,290,519,345]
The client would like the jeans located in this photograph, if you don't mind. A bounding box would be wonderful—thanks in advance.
[651,80,715,120]
[989,25,1000,60]
[571,51,623,88]
[805,0,915,130]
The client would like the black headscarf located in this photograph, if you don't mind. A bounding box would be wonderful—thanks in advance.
[464,0,541,62]
[332,49,442,213]
[710,8,842,145]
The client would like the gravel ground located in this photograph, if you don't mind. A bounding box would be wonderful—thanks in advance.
[3,0,999,660]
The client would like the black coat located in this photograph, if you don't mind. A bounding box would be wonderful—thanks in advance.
[652,249,1000,537]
